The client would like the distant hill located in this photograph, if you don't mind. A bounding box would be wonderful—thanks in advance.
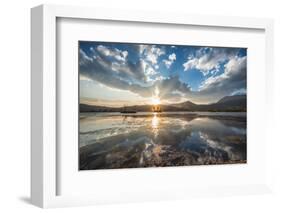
[170,101,197,109]
[80,104,121,112]
[217,95,246,105]
[80,95,246,112]
[211,95,246,111]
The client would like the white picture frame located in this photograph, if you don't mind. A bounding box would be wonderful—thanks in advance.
[31,4,274,208]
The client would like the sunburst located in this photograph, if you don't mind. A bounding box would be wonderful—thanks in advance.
[151,97,161,105]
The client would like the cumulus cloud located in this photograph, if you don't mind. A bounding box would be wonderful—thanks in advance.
[199,56,247,98]
[183,47,238,75]
[155,76,191,100]
[80,48,148,93]
[163,53,176,69]
[79,49,93,66]
[79,47,192,101]
[96,45,128,62]
[80,44,246,104]
[130,44,165,71]
[140,44,165,65]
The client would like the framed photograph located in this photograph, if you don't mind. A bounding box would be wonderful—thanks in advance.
[31,4,274,208]
[79,41,247,170]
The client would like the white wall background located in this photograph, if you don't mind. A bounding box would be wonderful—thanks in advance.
[0,0,280,212]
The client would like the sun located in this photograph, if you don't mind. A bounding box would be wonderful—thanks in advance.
[151,97,161,105]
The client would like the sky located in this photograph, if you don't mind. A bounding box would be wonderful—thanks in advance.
[79,41,247,107]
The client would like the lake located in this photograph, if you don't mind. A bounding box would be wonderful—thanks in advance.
[79,112,246,170]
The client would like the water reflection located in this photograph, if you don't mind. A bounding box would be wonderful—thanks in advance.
[79,112,246,170]
[151,113,159,138]
[151,113,159,129]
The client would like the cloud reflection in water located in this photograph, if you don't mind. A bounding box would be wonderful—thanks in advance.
[79,112,246,170]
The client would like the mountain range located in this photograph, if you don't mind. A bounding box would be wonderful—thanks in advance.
[80,95,246,112]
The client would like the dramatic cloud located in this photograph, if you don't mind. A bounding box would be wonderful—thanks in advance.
[183,47,239,75]
[134,44,165,72]
[199,56,247,99]
[79,48,191,101]
[124,44,165,80]
[155,76,191,100]
[80,48,149,94]
[80,43,247,104]
[163,53,176,69]
[96,45,128,62]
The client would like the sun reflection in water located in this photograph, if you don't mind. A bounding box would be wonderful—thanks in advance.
[152,113,159,128]
[151,113,160,138]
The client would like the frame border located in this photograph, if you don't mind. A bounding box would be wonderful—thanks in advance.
[31,4,274,208]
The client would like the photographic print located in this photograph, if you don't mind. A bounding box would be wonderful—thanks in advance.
[79,41,247,170]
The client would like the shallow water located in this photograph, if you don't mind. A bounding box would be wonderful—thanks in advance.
[79,112,246,170]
